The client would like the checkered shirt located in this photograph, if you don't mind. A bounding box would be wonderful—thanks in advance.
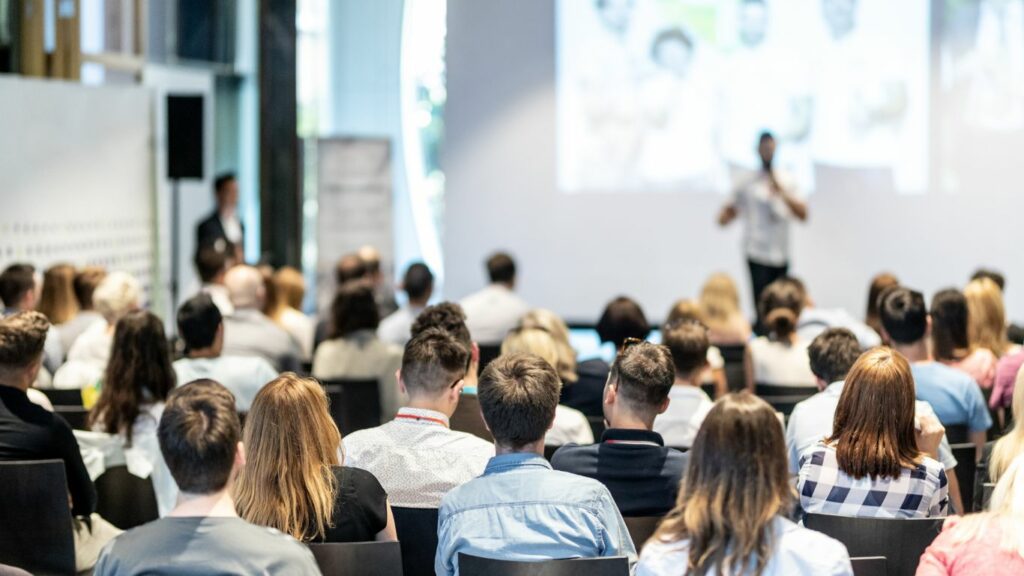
[797,442,948,519]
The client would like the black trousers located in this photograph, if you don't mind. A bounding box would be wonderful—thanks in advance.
[748,258,789,335]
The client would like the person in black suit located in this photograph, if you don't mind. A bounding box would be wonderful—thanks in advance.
[197,172,244,262]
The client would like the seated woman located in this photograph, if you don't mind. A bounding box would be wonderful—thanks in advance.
[983,373,1024,488]
[267,266,315,362]
[37,263,79,353]
[637,393,852,576]
[88,310,178,515]
[234,373,397,543]
[798,348,949,519]
[698,272,752,346]
[931,289,996,389]
[964,278,1017,359]
[917,455,1024,575]
[745,279,816,390]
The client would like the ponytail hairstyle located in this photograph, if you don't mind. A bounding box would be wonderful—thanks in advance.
[758,278,805,341]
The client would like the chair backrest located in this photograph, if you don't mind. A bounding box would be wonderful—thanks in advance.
[586,416,607,440]
[321,378,381,435]
[754,383,819,398]
[949,443,978,513]
[38,388,84,406]
[458,554,629,576]
[943,424,969,444]
[308,541,404,576]
[392,507,440,576]
[699,383,716,399]
[623,516,662,551]
[804,513,943,576]
[850,556,888,576]
[544,445,561,461]
[95,465,159,529]
[477,344,502,372]
[53,405,90,431]
[982,483,996,511]
[0,460,76,575]
[717,344,747,392]
[450,394,492,442]
[754,391,817,417]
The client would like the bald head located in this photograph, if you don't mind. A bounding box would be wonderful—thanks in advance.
[224,265,264,310]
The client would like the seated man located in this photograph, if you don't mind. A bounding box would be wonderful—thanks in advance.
[0,264,63,372]
[785,328,965,513]
[221,265,301,372]
[653,321,715,448]
[459,252,529,346]
[792,276,880,350]
[436,353,636,575]
[173,294,278,413]
[342,327,494,508]
[378,262,434,346]
[552,340,688,516]
[94,380,319,575]
[880,288,991,454]
[410,302,480,392]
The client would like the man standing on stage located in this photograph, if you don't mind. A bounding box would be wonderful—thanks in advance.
[717,132,808,332]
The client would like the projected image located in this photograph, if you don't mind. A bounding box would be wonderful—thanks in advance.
[556,0,930,194]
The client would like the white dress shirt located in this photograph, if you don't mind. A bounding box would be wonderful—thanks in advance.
[277,307,315,361]
[748,336,817,388]
[377,305,425,347]
[732,170,801,266]
[797,307,881,350]
[173,355,279,413]
[342,407,495,509]
[53,321,112,389]
[653,385,714,448]
[460,284,529,344]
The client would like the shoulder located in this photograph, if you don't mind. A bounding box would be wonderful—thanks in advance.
[637,538,690,576]
[774,517,850,566]
[335,465,384,491]
[550,443,596,469]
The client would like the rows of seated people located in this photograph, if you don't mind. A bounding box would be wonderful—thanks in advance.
[0,250,1023,575]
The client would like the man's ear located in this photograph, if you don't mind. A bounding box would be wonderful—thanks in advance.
[925,315,933,337]
[604,382,617,406]
[657,396,670,416]
[471,342,480,365]
[396,369,407,396]
[815,376,828,392]
[235,441,246,469]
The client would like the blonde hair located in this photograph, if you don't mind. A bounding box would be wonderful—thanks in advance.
[965,278,1009,357]
[991,370,1024,483]
[267,267,306,321]
[234,373,341,541]
[93,272,141,324]
[948,455,1024,560]
[518,309,577,383]
[667,299,703,325]
[502,328,561,372]
[37,264,79,325]
[699,273,742,330]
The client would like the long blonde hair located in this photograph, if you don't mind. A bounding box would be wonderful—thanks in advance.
[652,393,792,575]
[268,266,306,322]
[502,327,561,371]
[964,278,1009,357]
[234,373,341,541]
[991,370,1024,483]
[699,273,742,330]
[518,309,577,383]
[37,264,79,325]
[949,455,1024,560]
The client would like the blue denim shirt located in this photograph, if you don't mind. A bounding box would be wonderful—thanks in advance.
[435,452,637,576]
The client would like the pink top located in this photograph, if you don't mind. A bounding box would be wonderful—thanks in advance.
[992,349,1024,409]
[942,349,997,390]
[916,518,1024,576]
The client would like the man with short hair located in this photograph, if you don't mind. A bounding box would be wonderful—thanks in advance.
[410,302,480,391]
[460,252,529,345]
[342,327,494,508]
[94,380,319,575]
[173,294,278,412]
[378,262,434,346]
[221,265,300,372]
[194,244,234,316]
[436,353,636,575]
[880,288,991,455]
[786,327,966,512]
[0,263,63,372]
[653,322,715,448]
[552,340,688,516]
[196,172,245,263]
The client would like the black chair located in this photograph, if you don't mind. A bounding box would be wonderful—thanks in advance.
[544,445,561,461]
[717,344,747,392]
[38,388,84,406]
[0,460,76,575]
[587,416,607,441]
[307,541,404,576]
[321,378,381,435]
[981,482,995,510]
[804,513,943,576]
[700,382,716,399]
[450,393,492,442]
[623,516,662,551]
[943,424,969,444]
[54,405,90,430]
[392,507,440,576]
[949,443,978,513]
[477,344,502,372]
[754,383,819,398]
[95,465,159,529]
[458,554,629,576]
[851,556,888,576]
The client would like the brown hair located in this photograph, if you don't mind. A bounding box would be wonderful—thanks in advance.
[37,264,79,325]
[758,279,804,339]
[157,380,241,494]
[652,393,792,575]
[329,283,380,338]
[401,328,470,396]
[478,353,561,449]
[866,273,899,335]
[0,311,50,369]
[930,288,971,362]
[235,374,341,541]
[663,321,710,376]
[608,340,674,415]
[266,266,305,321]
[73,267,107,311]
[828,348,921,480]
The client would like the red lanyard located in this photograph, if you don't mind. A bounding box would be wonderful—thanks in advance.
[394,413,449,428]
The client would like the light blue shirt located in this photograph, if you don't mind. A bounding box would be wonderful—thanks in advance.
[911,362,992,432]
[435,453,637,576]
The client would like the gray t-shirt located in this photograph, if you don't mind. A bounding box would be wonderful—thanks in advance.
[93,516,321,575]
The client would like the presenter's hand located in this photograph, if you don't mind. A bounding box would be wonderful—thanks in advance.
[718,205,738,226]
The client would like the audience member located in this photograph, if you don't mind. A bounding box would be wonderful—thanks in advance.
[664,299,728,396]
[358,245,399,317]
[435,353,636,575]
[93,380,320,575]
[880,287,991,453]
[37,263,79,329]
[55,271,141,388]
[313,283,404,419]
[798,348,949,518]
[194,243,235,317]
[518,308,579,385]
[0,263,63,372]
[865,272,899,339]
[654,321,715,448]
[931,288,997,389]
[410,302,480,391]
[637,393,853,576]
[222,265,301,372]
[343,328,493,508]
[786,328,963,513]
[501,327,593,446]
[795,276,881,349]
[992,346,1024,410]
[58,266,107,354]
[196,172,245,263]
[378,261,434,346]
[460,252,529,345]
[987,373,1024,485]
[964,277,1015,358]
[267,266,315,361]
[235,373,396,542]
[174,294,278,412]
[698,272,752,345]
[745,278,816,389]
[552,339,688,516]
[917,456,1024,576]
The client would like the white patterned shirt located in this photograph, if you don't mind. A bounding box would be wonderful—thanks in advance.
[342,407,495,508]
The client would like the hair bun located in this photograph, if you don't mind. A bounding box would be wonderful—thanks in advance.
[765,308,797,338]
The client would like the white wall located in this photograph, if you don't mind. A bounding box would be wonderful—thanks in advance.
[444,0,1023,323]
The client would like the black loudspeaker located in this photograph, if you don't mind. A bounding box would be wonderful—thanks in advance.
[166,95,204,180]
